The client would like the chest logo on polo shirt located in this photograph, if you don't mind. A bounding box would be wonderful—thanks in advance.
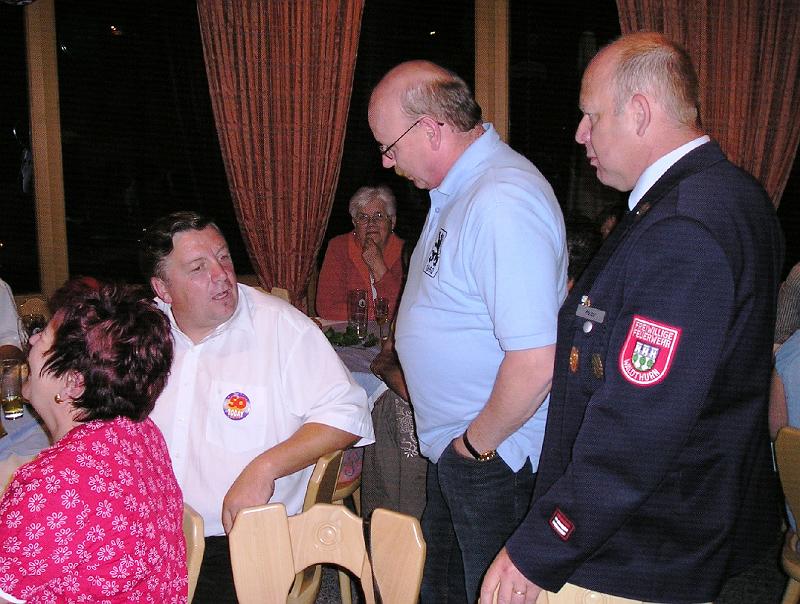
[619,315,682,387]
[223,392,251,420]
[424,228,447,278]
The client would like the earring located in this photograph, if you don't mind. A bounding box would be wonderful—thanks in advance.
[54,394,64,404]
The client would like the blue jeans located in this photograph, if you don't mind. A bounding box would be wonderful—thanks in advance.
[420,442,536,603]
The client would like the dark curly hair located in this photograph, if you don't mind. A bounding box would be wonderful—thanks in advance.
[41,281,174,422]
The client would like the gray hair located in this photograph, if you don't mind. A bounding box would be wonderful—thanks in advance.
[400,68,482,132]
[348,185,396,219]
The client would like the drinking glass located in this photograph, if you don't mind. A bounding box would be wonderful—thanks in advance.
[1,359,25,420]
[20,313,46,351]
[347,289,368,341]
[375,297,389,340]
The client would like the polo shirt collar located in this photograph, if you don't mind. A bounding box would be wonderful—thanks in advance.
[432,122,498,205]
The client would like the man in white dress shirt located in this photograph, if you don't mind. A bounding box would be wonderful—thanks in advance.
[140,211,373,603]
[0,278,23,361]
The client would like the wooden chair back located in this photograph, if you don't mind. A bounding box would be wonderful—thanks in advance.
[270,286,291,303]
[229,503,424,604]
[182,503,205,603]
[776,427,800,604]
[16,295,50,321]
[778,427,800,522]
[288,449,362,604]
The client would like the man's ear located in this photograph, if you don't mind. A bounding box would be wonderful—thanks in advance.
[422,116,442,150]
[151,276,172,305]
[630,93,651,137]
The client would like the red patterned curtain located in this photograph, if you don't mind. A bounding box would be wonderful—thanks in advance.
[196,0,364,307]
[615,0,800,207]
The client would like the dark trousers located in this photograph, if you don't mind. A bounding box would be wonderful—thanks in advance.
[193,535,238,604]
[420,443,536,604]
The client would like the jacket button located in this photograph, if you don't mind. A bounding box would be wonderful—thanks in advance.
[582,320,593,333]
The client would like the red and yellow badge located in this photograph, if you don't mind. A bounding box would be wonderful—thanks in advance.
[223,391,251,420]
[619,315,681,387]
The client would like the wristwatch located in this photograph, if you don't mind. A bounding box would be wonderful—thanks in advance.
[462,429,497,462]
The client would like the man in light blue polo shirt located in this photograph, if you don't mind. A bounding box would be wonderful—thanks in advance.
[368,60,567,603]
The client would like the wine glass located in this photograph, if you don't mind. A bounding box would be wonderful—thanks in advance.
[374,297,389,340]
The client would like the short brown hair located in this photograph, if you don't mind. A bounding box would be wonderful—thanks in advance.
[139,211,221,280]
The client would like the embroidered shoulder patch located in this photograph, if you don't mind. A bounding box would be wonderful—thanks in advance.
[550,508,574,541]
[619,315,682,387]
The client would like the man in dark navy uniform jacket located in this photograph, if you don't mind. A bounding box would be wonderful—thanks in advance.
[481,32,783,604]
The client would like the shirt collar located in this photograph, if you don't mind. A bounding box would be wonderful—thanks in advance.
[628,135,710,209]
[432,122,497,204]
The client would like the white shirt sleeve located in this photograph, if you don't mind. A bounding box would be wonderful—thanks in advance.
[0,279,22,349]
[0,584,26,603]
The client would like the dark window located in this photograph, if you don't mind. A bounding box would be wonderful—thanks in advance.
[0,4,39,293]
[326,0,475,252]
[54,0,250,283]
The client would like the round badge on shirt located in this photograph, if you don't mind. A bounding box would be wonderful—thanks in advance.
[223,392,251,420]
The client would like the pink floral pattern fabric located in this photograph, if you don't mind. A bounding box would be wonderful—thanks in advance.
[0,417,187,603]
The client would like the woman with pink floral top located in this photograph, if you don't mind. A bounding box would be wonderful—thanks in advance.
[0,281,186,603]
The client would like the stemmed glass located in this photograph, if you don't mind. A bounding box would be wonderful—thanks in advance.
[374,297,389,340]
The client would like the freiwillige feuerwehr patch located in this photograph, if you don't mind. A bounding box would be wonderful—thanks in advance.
[619,315,681,387]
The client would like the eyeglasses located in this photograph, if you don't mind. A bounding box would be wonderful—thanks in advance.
[354,211,390,225]
[378,118,424,160]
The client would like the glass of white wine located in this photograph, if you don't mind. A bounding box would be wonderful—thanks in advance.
[375,297,389,341]
[1,359,25,420]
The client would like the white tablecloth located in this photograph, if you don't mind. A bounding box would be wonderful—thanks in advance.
[328,322,388,408]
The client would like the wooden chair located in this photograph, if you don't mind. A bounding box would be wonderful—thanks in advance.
[776,426,800,604]
[271,286,291,303]
[182,503,205,603]
[288,449,363,604]
[229,503,425,604]
[330,448,363,604]
[16,294,50,321]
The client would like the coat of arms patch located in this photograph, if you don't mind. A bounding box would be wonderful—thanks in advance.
[619,315,681,386]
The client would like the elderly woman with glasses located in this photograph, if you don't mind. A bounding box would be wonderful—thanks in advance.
[317,184,404,321]
[0,280,186,603]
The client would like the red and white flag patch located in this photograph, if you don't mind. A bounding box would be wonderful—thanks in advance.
[550,508,574,541]
[619,315,681,387]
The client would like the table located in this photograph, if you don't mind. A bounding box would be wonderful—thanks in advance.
[325,321,428,520]
[326,320,390,491]
[327,321,387,406]
[0,406,50,489]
